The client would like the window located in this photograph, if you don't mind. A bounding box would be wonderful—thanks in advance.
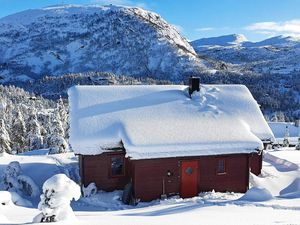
[216,159,226,175]
[111,156,124,176]
[185,167,193,175]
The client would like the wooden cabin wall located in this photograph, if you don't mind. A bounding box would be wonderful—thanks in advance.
[249,152,263,176]
[132,154,250,202]
[80,153,130,191]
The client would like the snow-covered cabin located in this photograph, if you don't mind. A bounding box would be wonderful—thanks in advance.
[68,83,275,202]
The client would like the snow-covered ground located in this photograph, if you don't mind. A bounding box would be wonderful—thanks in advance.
[1,148,300,225]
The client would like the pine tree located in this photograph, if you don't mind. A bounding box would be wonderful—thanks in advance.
[0,119,11,154]
[11,108,26,153]
[57,97,69,139]
[48,111,68,154]
[26,109,43,151]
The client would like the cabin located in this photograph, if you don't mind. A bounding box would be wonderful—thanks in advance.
[68,79,275,203]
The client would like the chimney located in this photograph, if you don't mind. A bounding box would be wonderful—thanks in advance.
[189,77,200,97]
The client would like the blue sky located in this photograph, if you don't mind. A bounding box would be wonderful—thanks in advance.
[1,0,300,41]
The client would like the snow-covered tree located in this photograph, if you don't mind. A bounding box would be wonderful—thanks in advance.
[57,97,69,139]
[11,108,27,153]
[33,174,81,223]
[271,111,286,122]
[48,111,69,154]
[0,119,11,154]
[27,108,43,151]
[1,161,39,197]
[49,136,69,154]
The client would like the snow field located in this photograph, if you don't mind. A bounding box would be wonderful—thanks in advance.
[0,148,300,224]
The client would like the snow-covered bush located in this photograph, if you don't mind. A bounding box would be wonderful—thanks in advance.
[34,174,81,223]
[48,136,69,154]
[17,175,39,197]
[2,161,39,197]
[3,161,21,190]
[82,183,97,197]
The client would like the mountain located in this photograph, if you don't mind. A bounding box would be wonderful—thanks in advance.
[192,34,248,50]
[0,4,207,83]
[243,35,300,47]
[191,34,300,75]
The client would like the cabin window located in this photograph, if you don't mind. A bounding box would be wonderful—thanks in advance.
[216,159,226,175]
[110,156,124,176]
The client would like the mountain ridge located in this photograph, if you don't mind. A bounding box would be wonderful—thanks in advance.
[0,4,206,83]
[192,34,300,48]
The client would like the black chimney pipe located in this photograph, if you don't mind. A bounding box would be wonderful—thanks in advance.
[189,77,200,97]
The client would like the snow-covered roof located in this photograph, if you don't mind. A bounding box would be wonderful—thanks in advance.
[68,85,275,159]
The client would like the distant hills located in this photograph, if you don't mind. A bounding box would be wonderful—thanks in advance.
[191,34,300,75]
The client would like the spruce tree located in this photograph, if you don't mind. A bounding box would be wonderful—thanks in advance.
[57,97,69,139]
[11,108,26,153]
[48,111,68,154]
[0,119,11,154]
[27,108,43,151]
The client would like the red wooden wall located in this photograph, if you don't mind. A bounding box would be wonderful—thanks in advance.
[80,153,250,202]
[132,154,249,202]
[80,152,130,191]
[249,152,263,176]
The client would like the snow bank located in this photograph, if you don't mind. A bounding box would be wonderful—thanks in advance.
[0,191,12,205]
[239,187,273,202]
[280,178,300,196]
[0,191,32,207]
[0,212,10,224]
[69,85,275,158]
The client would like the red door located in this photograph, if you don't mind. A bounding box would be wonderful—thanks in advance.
[180,161,198,198]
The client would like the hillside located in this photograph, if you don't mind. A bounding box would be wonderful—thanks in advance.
[0,4,207,82]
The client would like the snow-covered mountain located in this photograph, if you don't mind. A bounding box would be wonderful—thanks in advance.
[192,34,248,49]
[0,4,207,82]
[191,34,300,75]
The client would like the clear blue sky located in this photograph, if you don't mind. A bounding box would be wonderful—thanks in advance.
[1,0,300,41]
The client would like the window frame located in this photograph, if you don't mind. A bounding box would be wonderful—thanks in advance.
[216,158,226,175]
[109,154,125,178]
